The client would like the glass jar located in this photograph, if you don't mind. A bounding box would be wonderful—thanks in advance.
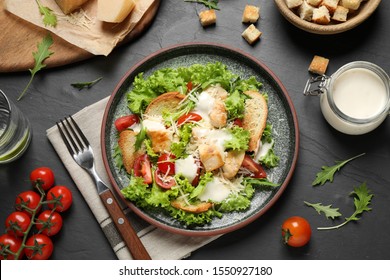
[304,61,390,135]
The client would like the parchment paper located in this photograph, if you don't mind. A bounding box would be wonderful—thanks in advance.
[4,0,155,56]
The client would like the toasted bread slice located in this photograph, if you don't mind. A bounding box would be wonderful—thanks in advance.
[144,91,185,116]
[242,90,268,152]
[171,199,213,213]
[118,130,144,174]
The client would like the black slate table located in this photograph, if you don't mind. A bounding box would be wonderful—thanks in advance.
[1,0,389,260]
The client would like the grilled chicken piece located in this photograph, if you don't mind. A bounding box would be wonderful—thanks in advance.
[221,150,245,179]
[199,144,225,172]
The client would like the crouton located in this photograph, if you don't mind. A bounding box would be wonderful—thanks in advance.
[144,92,185,116]
[299,1,314,21]
[332,5,349,21]
[199,9,217,27]
[171,199,213,213]
[312,6,331,24]
[308,55,330,75]
[340,0,362,10]
[285,0,304,9]
[242,5,260,23]
[306,0,323,7]
[242,24,262,45]
[118,130,145,174]
[242,91,268,152]
[321,0,340,14]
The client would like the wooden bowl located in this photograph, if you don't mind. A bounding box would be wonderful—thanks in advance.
[274,0,382,34]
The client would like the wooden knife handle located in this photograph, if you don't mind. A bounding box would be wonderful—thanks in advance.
[99,189,151,260]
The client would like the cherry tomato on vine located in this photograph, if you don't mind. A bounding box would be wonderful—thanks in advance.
[30,167,55,191]
[35,210,63,236]
[282,216,312,247]
[0,234,24,260]
[5,211,31,237]
[114,114,139,131]
[157,153,176,175]
[15,190,41,216]
[47,186,73,212]
[24,234,53,260]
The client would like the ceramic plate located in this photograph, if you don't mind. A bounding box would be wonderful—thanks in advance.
[101,43,299,236]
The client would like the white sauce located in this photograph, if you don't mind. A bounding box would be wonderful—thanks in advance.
[332,68,387,119]
[193,91,215,123]
[255,140,274,162]
[198,177,232,202]
[175,155,198,183]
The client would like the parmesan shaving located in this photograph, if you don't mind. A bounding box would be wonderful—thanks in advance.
[56,9,94,30]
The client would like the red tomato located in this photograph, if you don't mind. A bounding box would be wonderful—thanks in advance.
[133,154,153,184]
[187,81,193,91]
[0,234,23,260]
[241,155,267,178]
[5,211,31,237]
[154,170,176,189]
[47,186,73,212]
[282,216,312,247]
[114,114,139,131]
[30,167,55,191]
[157,153,176,175]
[177,113,202,126]
[15,190,42,216]
[35,210,63,236]
[233,118,243,127]
[24,234,53,260]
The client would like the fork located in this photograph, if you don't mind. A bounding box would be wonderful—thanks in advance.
[56,116,151,260]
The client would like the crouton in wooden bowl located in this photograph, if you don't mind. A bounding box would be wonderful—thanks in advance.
[274,0,381,34]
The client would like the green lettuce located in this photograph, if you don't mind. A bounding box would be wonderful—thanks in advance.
[224,126,250,151]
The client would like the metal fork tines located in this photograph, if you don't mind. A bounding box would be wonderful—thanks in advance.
[56,116,151,260]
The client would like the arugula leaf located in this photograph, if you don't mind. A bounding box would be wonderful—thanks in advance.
[304,201,342,220]
[36,0,57,27]
[184,0,220,10]
[312,153,365,186]
[18,34,54,101]
[71,77,102,90]
[317,182,373,230]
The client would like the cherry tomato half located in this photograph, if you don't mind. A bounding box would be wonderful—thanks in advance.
[15,190,42,216]
[157,153,176,175]
[5,211,31,237]
[24,234,53,260]
[0,234,23,260]
[30,167,55,191]
[35,210,63,236]
[241,155,267,178]
[177,112,202,126]
[114,114,139,131]
[154,170,176,189]
[133,154,153,184]
[47,186,73,212]
[282,216,312,247]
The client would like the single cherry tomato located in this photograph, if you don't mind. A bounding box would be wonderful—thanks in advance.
[154,170,176,189]
[114,114,139,131]
[15,190,42,216]
[0,234,23,260]
[24,234,53,260]
[233,118,244,127]
[47,186,73,212]
[157,153,176,175]
[241,155,267,178]
[35,210,63,236]
[282,216,312,247]
[177,112,202,126]
[30,167,55,191]
[5,211,31,237]
[133,154,153,184]
[187,81,193,91]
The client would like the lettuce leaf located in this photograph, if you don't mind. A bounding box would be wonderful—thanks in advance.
[224,126,250,151]
[170,123,193,158]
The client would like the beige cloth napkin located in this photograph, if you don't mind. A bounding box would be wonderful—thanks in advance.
[46,96,220,260]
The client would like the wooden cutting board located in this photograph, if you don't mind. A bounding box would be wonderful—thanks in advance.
[0,0,160,73]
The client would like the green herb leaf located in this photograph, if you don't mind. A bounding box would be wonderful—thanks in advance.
[317,182,373,230]
[36,0,57,27]
[71,77,103,90]
[18,34,54,101]
[312,153,365,186]
[304,201,342,220]
[184,0,219,10]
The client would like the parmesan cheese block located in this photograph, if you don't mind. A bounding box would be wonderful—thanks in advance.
[97,0,136,23]
[55,0,90,15]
